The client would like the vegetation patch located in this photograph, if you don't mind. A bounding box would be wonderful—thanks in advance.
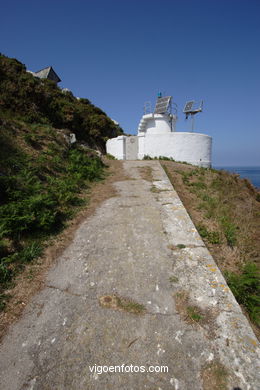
[0,160,127,339]
[177,243,186,249]
[150,185,161,193]
[99,295,146,315]
[187,305,203,322]
[168,244,186,250]
[0,54,123,151]
[201,361,229,390]
[0,53,126,312]
[169,276,179,283]
[197,225,221,244]
[175,291,204,324]
[225,263,260,326]
[0,122,105,310]
[174,290,219,338]
[138,166,154,182]
[106,153,116,160]
[143,155,193,164]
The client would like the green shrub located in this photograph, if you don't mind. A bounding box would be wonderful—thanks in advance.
[197,225,221,244]
[190,181,207,190]
[158,156,175,161]
[207,231,221,244]
[0,140,106,305]
[220,216,237,247]
[106,153,116,160]
[0,54,124,151]
[225,263,260,326]
[197,224,208,238]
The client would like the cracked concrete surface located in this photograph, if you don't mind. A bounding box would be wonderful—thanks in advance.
[0,161,259,390]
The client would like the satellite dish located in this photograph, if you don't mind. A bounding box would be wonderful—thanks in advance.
[183,100,203,131]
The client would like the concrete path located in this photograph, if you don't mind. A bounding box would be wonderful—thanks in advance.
[0,161,259,390]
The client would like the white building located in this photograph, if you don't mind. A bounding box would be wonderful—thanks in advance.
[106,96,212,168]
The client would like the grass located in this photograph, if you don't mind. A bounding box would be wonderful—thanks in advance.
[169,276,179,283]
[201,362,229,390]
[175,291,206,326]
[197,225,221,244]
[106,153,116,160]
[225,263,260,326]
[150,185,161,193]
[0,54,123,152]
[99,295,146,314]
[176,244,186,249]
[117,297,146,314]
[0,121,106,310]
[138,166,153,182]
[187,306,203,322]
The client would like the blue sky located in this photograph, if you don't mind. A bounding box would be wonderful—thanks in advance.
[1,0,259,165]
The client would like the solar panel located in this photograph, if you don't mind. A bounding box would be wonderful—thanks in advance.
[183,100,203,113]
[154,96,171,114]
[183,101,194,113]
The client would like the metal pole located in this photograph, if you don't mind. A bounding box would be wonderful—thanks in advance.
[192,114,194,132]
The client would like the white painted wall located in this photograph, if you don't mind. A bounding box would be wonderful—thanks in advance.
[140,132,212,167]
[138,134,145,160]
[106,136,126,160]
[138,113,176,135]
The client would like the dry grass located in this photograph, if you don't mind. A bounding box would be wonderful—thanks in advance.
[174,290,219,338]
[99,294,146,315]
[138,166,154,182]
[201,361,229,390]
[175,291,204,324]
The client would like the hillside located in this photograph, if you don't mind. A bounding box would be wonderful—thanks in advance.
[0,54,123,151]
[0,54,123,310]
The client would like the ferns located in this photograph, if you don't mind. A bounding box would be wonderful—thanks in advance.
[225,263,260,326]
[0,141,105,309]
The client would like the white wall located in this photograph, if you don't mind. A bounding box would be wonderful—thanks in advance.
[138,134,145,160]
[140,132,212,167]
[138,113,176,135]
[106,132,212,167]
[106,136,126,160]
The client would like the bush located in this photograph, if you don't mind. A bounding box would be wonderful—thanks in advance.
[0,140,106,304]
[225,263,260,326]
[197,224,221,244]
[106,153,116,160]
[0,54,124,151]
[220,216,237,247]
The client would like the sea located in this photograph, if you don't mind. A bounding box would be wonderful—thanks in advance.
[214,166,260,189]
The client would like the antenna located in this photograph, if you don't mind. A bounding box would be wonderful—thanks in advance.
[183,100,203,132]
